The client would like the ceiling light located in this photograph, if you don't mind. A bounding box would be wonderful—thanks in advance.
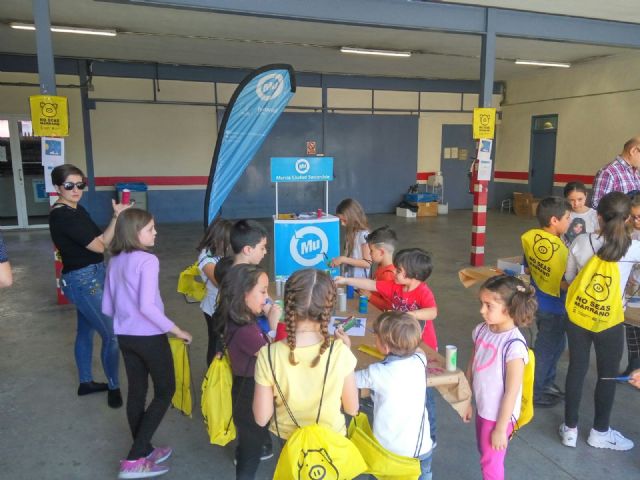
[340,46,411,58]
[515,59,570,68]
[10,22,117,37]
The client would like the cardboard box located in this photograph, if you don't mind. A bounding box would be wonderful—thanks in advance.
[513,192,534,217]
[417,202,438,217]
[396,207,416,218]
[458,266,501,288]
[497,256,525,275]
[530,199,540,216]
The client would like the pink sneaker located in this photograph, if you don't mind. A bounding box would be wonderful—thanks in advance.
[118,458,169,479]
[146,446,172,464]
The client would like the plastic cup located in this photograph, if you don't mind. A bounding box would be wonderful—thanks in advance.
[346,285,355,299]
[446,345,458,372]
[121,189,131,205]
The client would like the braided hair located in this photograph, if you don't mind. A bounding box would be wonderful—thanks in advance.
[480,274,537,327]
[283,268,336,367]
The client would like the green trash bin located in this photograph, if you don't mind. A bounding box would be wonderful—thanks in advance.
[115,182,148,210]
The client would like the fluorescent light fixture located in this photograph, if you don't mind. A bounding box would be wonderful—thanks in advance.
[10,22,117,37]
[515,59,570,68]
[340,46,411,58]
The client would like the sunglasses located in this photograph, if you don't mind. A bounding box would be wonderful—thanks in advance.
[61,181,87,191]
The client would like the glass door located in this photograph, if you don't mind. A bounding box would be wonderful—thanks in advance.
[0,116,48,229]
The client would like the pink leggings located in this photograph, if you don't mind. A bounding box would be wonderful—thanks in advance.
[475,415,514,480]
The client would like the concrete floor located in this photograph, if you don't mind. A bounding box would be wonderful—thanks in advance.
[1,210,639,479]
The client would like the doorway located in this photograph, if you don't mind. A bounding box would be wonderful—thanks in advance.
[441,124,475,209]
[0,115,48,229]
[529,115,558,198]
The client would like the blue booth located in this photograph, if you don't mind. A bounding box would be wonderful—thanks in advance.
[271,157,340,277]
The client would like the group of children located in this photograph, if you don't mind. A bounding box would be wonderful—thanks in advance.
[90,186,640,480]
[521,182,640,455]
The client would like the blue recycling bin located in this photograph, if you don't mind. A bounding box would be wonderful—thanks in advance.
[115,182,148,210]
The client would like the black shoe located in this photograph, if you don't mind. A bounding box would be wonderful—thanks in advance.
[77,381,108,396]
[260,444,274,461]
[107,388,123,408]
[534,393,562,408]
[544,383,565,398]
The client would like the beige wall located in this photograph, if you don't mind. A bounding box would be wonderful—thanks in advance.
[496,51,640,183]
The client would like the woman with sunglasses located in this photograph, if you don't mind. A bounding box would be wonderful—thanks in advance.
[49,164,131,408]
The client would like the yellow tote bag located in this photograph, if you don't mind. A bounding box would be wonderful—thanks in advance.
[168,337,193,416]
[177,262,207,302]
[521,229,567,297]
[502,339,535,433]
[565,254,624,333]
[347,413,421,480]
[201,354,236,446]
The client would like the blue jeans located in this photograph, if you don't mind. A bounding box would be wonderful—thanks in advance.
[426,386,436,444]
[533,310,566,398]
[61,263,119,389]
[418,449,433,480]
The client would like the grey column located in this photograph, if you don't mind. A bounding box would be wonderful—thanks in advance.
[33,0,57,95]
[479,9,496,108]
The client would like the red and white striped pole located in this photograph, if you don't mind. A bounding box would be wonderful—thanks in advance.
[470,147,489,266]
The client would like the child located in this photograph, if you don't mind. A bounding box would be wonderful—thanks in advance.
[561,191,640,450]
[563,181,599,246]
[365,225,398,311]
[331,198,372,278]
[230,219,268,266]
[212,263,282,479]
[102,208,193,479]
[345,311,433,480]
[196,218,232,365]
[335,248,439,444]
[620,193,640,377]
[463,275,536,480]
[521,196,571,408]
[253,268,359,441]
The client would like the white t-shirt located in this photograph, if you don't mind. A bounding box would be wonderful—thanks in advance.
[564,209,599,246]
[355,352,432,457]
[565,234,640,296]
[472,323,528,422]
[197,249,220,316]
[346,229,370,278]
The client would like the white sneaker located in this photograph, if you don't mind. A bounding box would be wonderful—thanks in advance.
[587,428,634,451]
[559,423,577,447]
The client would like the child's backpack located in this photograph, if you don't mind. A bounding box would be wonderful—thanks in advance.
[268,341,367,480]
[200,352,236,445]
[177,261,207,303]
[168,338,193,417]
[503,338,535,433]
[565,236,624,333]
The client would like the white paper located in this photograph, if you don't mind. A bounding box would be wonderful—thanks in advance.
[477,139,493,161]
[42,137,65,192]
[450,147,458,158]
[329,316,367,337]
[444,148,451,159]
[477,158,493,181]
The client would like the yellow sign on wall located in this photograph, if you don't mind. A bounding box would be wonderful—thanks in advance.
[29,95,69,137]
[472,107,496,139]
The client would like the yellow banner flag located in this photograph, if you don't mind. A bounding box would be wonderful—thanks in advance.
[473,107,496,139]
[29,95,69,137]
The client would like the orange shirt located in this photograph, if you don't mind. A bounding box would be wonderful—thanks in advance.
[369,264,396,311]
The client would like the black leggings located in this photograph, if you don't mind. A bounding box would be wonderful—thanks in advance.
[118,334,176,460]
[564,320,624,432]
[232,375,270,480]
[204,312,216,366]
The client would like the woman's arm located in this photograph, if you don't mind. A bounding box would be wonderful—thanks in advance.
[253,383,275,427]
[85,200,132,253]
[491,358,525,449]
[341,372,359,416]
[0,261,12,288]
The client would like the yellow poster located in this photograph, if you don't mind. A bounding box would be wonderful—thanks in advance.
[473,107,496,139]
[29,95,69,137]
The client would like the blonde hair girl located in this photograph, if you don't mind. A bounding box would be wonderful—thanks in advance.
[331,198,372,278]
[253,269,359,440]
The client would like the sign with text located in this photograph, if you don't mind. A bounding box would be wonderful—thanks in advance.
[271,156,334,182]
[472,107,496,139]
[29,95,69,137]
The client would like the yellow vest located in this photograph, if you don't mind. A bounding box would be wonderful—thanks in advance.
[521,229,567,297]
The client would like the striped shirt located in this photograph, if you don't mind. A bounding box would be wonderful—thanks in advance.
[592,156,640,208]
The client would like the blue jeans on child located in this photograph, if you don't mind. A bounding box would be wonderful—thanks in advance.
[61,263,119,389]
[418,449,433,480]
[533,310,566,398]
[426,386,436,444]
